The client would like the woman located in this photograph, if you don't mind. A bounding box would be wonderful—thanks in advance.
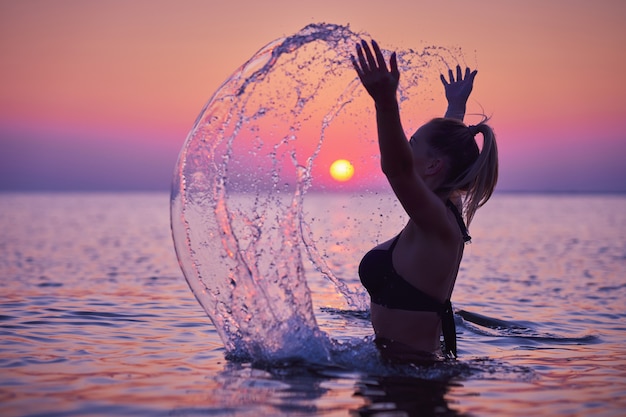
[352,40,498,362]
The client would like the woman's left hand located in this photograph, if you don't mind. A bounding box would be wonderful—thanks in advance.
[440,65,478,109]
[351,39,400,106]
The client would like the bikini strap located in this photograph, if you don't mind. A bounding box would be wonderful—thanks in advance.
[441,299,457,358]
[446,200,471,243]
[388,233,402,251]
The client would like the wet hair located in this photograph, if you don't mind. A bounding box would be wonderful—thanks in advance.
[424,117,499,225]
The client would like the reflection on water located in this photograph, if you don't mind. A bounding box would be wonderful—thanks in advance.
[1,192,625,416]
[355,376,468,417]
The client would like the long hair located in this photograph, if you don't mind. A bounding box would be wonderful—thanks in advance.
[424,117,499,225]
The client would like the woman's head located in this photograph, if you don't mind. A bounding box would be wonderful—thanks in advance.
[412,117,499,225]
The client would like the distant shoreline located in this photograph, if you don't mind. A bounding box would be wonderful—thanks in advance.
[1,189,625,195]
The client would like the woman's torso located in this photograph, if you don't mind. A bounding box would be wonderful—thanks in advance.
[360,206,466,354]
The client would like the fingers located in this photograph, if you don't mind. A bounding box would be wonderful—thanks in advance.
[356,43,368,72]
[468,69,478,82]
[350,55,364,80]
[442,65,477,84]
[361,39,378,71]
[464,67,478,82]
[371,40,387,71]
[352,39,395,74]
[390,52,399,79]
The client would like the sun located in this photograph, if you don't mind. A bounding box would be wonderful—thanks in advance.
[329,159,354,182]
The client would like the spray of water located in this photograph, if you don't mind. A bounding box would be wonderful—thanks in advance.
[170,23,466,363]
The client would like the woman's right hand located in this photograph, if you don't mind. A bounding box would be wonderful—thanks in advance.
[351,39,400,106]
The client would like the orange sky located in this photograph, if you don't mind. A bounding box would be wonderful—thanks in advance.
[1,0,625,191]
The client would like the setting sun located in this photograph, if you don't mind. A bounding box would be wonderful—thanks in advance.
[329,159,354,182]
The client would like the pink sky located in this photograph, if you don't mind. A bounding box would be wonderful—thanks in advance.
[1,0,625,191]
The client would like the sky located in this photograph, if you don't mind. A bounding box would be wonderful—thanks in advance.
[1,0,625,192]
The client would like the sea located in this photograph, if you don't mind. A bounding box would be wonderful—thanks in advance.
[1,191,625,416]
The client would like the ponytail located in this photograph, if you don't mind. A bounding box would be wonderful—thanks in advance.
[459,120,499,225]
[424,117,499,226]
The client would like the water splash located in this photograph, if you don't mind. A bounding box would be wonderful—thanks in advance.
[170,23,466,363]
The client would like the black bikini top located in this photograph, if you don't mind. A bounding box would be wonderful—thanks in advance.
[359,233,442,312]
[357,200,470,357]
[358,200,470,311]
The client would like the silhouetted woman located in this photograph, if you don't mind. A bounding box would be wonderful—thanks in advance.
[352,40,498,362]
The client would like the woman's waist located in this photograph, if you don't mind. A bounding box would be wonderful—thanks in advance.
[371,304,442,349]
[374,336,444,364]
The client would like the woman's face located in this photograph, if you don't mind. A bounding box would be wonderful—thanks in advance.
[409,124,436,176]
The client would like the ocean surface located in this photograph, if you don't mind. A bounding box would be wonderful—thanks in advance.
[1,192,625,416]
